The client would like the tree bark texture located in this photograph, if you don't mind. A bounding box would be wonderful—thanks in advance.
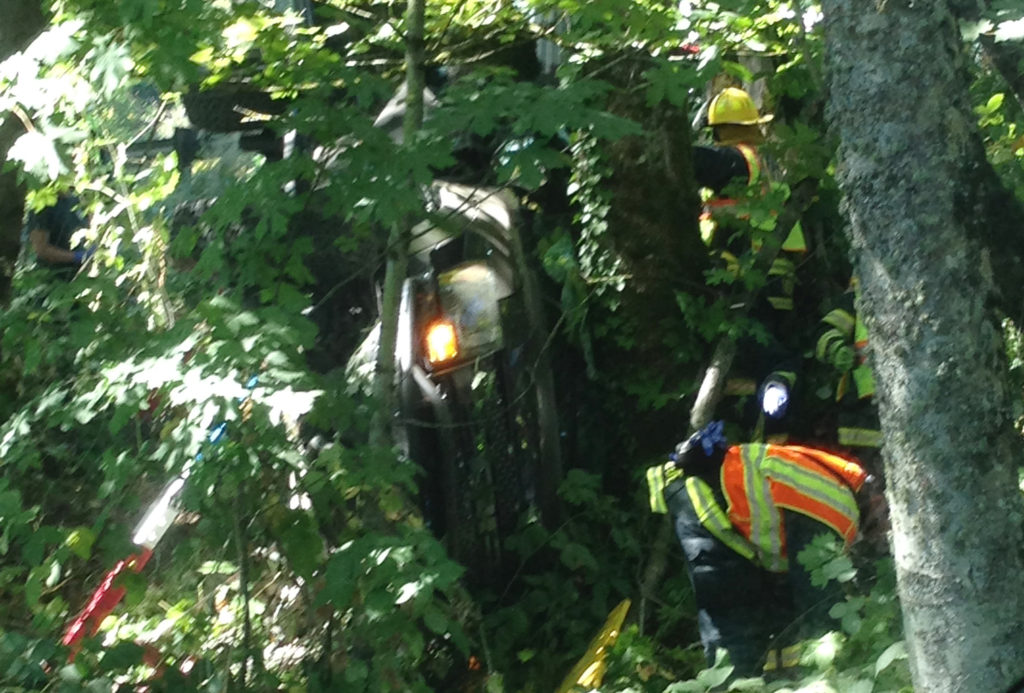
[0,0,47,305]
[580,53,707,431]
[601,56,704,287]
[823,3,1024,691]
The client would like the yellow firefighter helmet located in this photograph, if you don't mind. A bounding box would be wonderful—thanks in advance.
[708,87,773,126]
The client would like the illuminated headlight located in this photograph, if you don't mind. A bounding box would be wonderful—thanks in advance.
[426,320,458,364]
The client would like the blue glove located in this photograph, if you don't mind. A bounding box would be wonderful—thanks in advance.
[72,247,95,264]
[761,382,789,419]
[672,420,728,463]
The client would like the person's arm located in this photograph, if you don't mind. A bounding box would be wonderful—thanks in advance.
[29,228,79,264]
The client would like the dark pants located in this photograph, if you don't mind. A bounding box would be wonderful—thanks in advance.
[779,510,844,645]
[667,480,788,676]
[667,482,841,675]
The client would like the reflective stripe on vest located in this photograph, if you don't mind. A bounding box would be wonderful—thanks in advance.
[721,444,865,571]
[852,313,875,398]
[838,426,882,448]
[722,445,786,571]
[854,314,869,350]
[735,143,762,185]
[763,644,802,671]
[822,308,855,336]
[782,220,807,253]
[684,477,758,562]
[819,307,875,400]
[768,256,795,278]
[852,364,875,399]
[776,445,868,492]
[646,463,684,514]
[816,329,852,369]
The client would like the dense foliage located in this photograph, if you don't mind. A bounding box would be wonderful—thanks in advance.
[1,0,1022,691]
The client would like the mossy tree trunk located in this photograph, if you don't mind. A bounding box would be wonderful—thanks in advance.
[598,54,704,303]
[580,52,706,432]
[823,3,1024,690]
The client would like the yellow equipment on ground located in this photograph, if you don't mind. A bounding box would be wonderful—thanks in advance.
[555,599,632,693]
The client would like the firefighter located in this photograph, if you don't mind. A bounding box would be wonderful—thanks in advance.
[646,420,869,676]
[693,86,806,315]
[693,88,807,441]
[814,277,881,451]
[25,189,93,279]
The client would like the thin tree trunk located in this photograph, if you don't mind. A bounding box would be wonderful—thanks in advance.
[368,0,425,447]
[823,3,1024,690]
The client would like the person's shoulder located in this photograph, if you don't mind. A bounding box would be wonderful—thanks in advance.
[26,204,56,229]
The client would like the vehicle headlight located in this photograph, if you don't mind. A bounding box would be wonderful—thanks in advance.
[425,320,458,364]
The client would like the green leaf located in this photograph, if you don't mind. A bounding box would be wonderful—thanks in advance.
[663,680,708,692]
[24,570,43,609]
[422,604,449,635]
[343,658,368,684]
[696,664,733,689]
[9,132,66,179]
[198,560,239,575]
[98,641,146,672]
[275,510,324,581]
[119,571,149,609]
[317,549,359,608]
[22,527,60,567]
[108,403,135,436]
[978,92,1005,115]
[875,641,907,676]
[559,542,599,572]
[0,489,23,519]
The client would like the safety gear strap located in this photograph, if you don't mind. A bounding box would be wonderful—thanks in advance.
[763,644,802,672]
[684,477,758,562]
[646,463,684,514]
[735,143,761,185]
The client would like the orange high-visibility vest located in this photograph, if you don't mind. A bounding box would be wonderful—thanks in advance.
[720,443,866,571]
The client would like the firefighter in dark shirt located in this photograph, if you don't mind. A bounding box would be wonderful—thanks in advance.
[693,88,807,442]
[26,192,91,276]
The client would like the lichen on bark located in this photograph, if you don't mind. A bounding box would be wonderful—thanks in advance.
[822,1,1024,691]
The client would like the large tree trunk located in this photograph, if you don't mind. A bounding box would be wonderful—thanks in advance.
[0,0,47,305]
[822,3,1024,691]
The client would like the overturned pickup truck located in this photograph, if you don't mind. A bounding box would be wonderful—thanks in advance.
[348,180,562,584]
